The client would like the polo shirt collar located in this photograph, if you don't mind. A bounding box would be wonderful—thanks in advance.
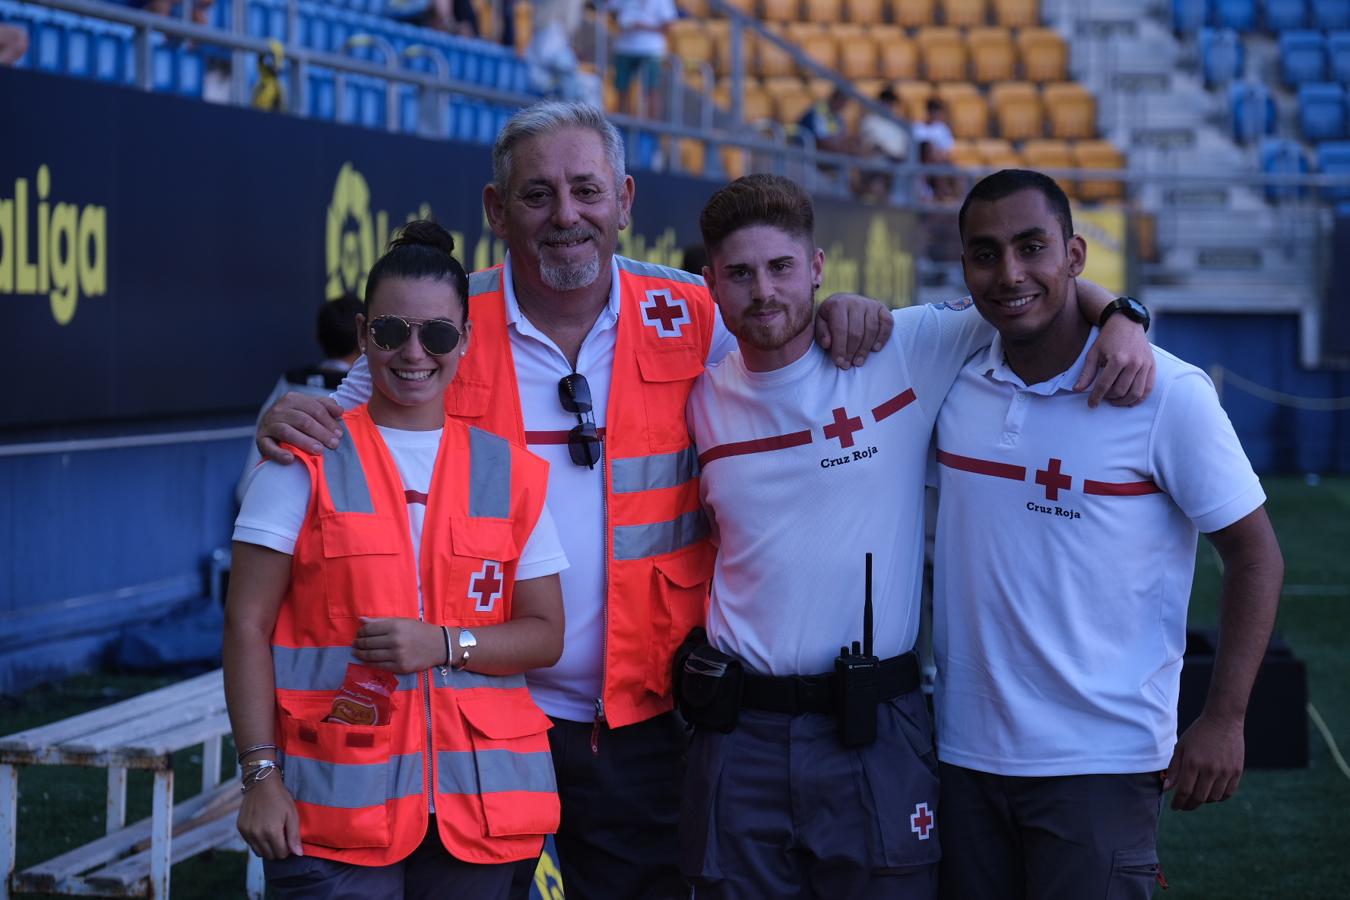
[979,327,1101,396]
[500,252,623,337]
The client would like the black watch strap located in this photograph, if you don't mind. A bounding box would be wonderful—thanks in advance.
[1098,296,1150,332]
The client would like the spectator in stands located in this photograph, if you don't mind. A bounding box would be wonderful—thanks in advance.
[912,98,956,163]
[389,0,480,38]
[0,23,27,65]
[139,0,214,26]
[225,221,567,897]
[237,295,364,505]
[611,0,678,119]
[797,88,861,158]
[919,139,961,204]
[254,101,896,900]
[858,85,911,201]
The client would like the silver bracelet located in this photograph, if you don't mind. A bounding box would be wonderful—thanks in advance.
[241,759,282,793]
[440,625,452,677]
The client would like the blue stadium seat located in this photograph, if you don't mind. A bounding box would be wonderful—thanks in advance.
[1281,30,1327,85]
[1201,27,1245,86]
[1328,31,1350,80]
[1315,138,1350,202]
[338,73,389,128]
[1261,136,1311,201]
[1298,81,1346,139]
[245,0,287,41]
[1173,0,1207,33]
[1213,0,1258,30]
[1313,0,1350,29]
[1231,80,1277,142]
[1264,0,1308,29]
[92,21,133,83]
[306,65,337,119]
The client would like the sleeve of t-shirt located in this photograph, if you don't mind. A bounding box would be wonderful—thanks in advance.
[332,354,373,409]
[706,307,739,366]
[515,503,570,581]
[894,300,996,419]
[232,459,314,555]
[1151,367,1266,534]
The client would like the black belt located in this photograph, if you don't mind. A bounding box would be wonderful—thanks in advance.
[740,651,920,715]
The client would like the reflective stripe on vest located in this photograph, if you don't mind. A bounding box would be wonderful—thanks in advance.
[274,645,529,694]
[286,752,425,809]
[325,429,374,514]
[437,749,558,795]
[615,255,705,285]
[470,267,503,296]
[610,446,701,494]
[468,427,511,518]
[612,509,710,561]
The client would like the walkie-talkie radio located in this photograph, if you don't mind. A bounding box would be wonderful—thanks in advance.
[834,552,880,747]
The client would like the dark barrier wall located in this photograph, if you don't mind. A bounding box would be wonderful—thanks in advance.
[0,67,917,432]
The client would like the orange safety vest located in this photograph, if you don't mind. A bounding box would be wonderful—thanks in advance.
[271,406,560,866]
[446,256,717,728]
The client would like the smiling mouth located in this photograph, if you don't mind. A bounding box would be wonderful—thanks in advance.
[393,369,434,382]
[992,294,1037,309]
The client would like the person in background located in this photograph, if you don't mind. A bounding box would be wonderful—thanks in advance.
[858,85,910,201]
[225,221,567,899]
[797,88,860,158]
[237,295,364,505]
[612,0,678,119]
[0,23,28,65]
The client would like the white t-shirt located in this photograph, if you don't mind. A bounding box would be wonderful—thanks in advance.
[612,0,677,57]
[234,426,568,603]
[687,303,991,676]
[932,331,1265,777]
[912,120,955,154]
[333,255,736,721]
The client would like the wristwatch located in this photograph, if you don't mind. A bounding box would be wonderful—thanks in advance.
[1098,296,1150,332]
[452,628,477,671]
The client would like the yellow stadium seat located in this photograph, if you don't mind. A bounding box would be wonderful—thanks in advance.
[1021,138,1075,196]
[671,23,717,69]
[679,0,711,16]
[1043,81,1096,139]
[992,0,1039,27]
[776,91,816,125]
[1017,27,1068,82]
[807,77,837,98]
[877,34,920,80]
[896,80,934,120]
[679,138,706,176]
[918,28,968,81]
[755,28,798,78]
[720,0,757,17]
[512,1,532,52]
[839,33,880,79]
[854,77,887,98]
[1072,139,1125,201]
[717,78,776,122]
[798,29,841,74]
[967,27,1016,83]
[721,146,749,180]
[949,139,983,167]
[892,0,937,27]
[940,0,987,27]
[945,89,988,138]
[845,0,886,24]
[805,0,845,24]
[975,138,1022,168]
[762,0,799,22]
[991,81,1043,139]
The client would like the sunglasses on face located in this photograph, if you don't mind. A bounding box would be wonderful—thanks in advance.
[367,315,462,356]
[558,372,601,469]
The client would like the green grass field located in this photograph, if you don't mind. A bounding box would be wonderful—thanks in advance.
[1,477,1346,898]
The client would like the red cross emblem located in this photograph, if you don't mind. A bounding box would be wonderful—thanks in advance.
[640,288,690,337]
[1034,458,1072,500]
[823,406,864,448]
[910,802,934,840]
[468,561,503,613]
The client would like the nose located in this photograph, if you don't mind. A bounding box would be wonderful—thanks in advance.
[750,268,774,302]
[551,192,581,228]
[398,325,430,361]
[997,249,1025,287]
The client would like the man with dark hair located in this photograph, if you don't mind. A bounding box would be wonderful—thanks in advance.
[932,169,1284,900]
[678,174,1155,899]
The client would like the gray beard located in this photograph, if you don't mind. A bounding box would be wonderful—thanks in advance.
[540,255,601,291]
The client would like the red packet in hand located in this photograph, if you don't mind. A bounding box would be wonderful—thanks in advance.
[323,664,398,725]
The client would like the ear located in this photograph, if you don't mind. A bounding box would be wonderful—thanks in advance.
[811,246,825,288]
[701,263,716,300]
[617,174,636,231]
[459,319,472,357]
[483,183,508,240]
[355,312,368,355]
[1066,233,1087,278]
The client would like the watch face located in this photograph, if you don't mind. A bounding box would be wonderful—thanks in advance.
[1125,297,1148,318]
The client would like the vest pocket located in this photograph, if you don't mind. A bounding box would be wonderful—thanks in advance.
[635,346,705,451]
[455,693,560,838]
[645,544,715,699]
[278,697,398,850]
[319,513,406,619]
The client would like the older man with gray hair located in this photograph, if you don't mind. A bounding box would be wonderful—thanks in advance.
[257,101,896,899]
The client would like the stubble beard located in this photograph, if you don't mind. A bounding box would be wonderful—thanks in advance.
[540,254,601,292]
[731,300,814,353]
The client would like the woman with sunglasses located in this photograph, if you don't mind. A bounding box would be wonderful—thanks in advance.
[224,221,567,899]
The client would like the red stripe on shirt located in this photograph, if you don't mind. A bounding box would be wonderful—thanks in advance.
[1082,479,1161,496]
[872,388,917,422]
[525,428,608,445]
[936,449,1027,481]
[698,430,814,467]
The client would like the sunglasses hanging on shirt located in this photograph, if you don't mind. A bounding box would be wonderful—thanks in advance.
[558,372,602,469]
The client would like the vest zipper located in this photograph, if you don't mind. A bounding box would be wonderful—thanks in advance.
[594,439,610,756]
[416,570,436,814]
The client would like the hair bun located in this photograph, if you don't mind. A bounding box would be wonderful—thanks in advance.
[390,219,456,256]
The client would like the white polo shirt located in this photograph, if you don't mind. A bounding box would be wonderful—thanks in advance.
[334,255,736,721]
[688,302,990,676]
[932,329,1265,777]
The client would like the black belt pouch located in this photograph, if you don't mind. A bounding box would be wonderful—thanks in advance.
[674,628,744,733]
